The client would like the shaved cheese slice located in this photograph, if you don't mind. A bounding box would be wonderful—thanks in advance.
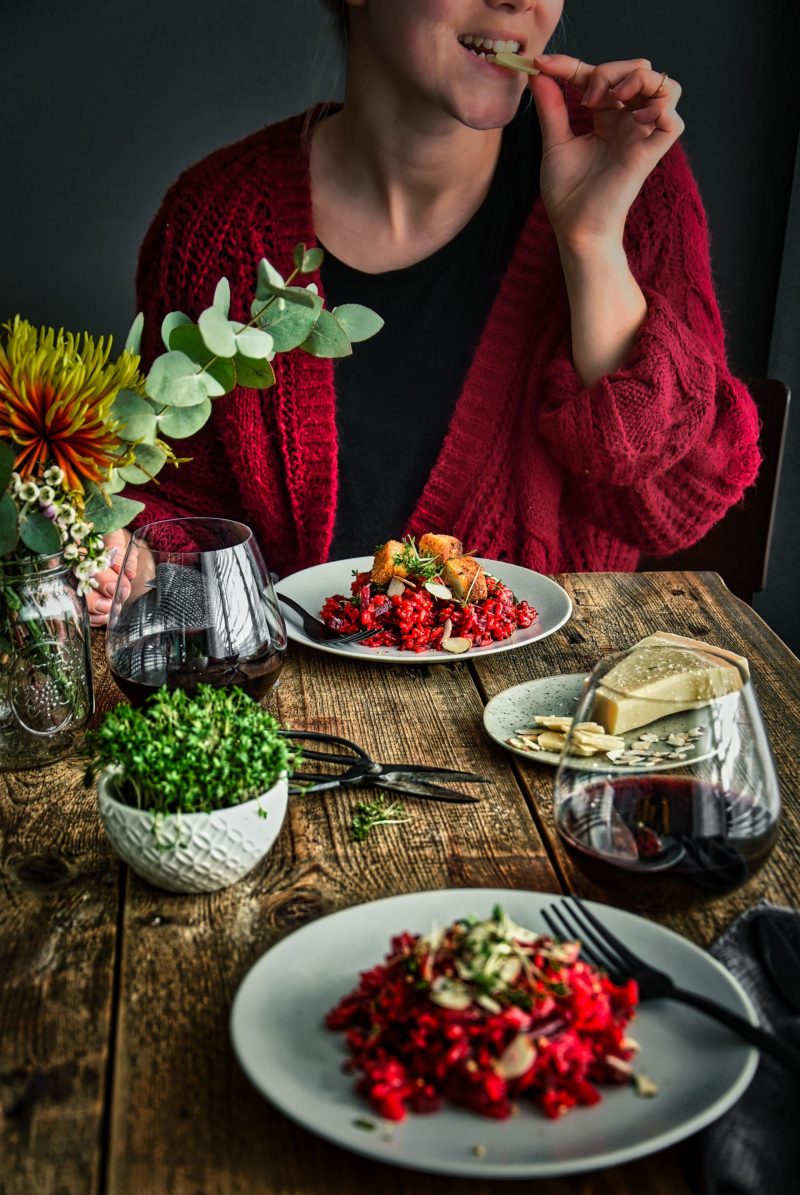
[492,51,540,75]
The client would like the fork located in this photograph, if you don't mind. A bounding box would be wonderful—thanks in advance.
[276,592,378,644]
[542,895,800,1079]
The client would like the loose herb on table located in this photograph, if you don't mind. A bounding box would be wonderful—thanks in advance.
[351,795,411,842]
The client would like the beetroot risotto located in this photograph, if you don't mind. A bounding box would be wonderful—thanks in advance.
[325,907,641,1122]
[320,534,536,653]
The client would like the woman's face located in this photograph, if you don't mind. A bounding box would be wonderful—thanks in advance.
[346,0,564,129]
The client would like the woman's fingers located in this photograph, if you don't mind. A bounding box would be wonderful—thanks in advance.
[533,54,680,114]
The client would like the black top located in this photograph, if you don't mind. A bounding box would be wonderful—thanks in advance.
[321,101,541,560]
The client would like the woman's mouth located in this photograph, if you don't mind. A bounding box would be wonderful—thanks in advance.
[457,34,522,61]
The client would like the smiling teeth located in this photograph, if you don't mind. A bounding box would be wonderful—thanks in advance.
[459,36,521,55]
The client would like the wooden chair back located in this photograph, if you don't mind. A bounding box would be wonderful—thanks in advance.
[640,377,790,604]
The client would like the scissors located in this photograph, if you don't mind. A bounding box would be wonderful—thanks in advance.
[281,730,487,804]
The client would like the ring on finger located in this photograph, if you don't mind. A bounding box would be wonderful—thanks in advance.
[568,59,583,84]
[646,69,669,99]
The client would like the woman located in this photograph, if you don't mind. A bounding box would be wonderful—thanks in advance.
[88,0,760,623]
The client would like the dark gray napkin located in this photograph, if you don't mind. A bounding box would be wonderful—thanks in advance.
[698,901,800,1195]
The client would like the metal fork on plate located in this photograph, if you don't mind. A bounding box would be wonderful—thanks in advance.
[542,895,800,1078]
[276,592,377,645]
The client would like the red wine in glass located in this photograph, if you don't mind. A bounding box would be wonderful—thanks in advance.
[558,774,779,894]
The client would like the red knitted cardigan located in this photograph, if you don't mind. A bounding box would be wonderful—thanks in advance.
[134,106,761,579]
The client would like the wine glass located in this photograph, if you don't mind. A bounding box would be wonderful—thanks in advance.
[553,642,780,902]
[106,518,287,706]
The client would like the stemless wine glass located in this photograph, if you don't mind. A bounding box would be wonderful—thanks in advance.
[553,642,780,903]
[106,518,287,706]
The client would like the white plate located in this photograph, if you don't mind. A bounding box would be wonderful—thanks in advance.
[230,887,756,1179]
[277,557,571,663]
[484,674,718,771]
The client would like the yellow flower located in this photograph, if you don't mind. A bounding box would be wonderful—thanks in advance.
[0,316,143,493]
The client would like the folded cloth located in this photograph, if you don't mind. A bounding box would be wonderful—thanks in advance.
[697,901,800,1195]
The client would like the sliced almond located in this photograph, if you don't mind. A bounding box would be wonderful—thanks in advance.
[425,582,453,601]
[633,1072,659,1098]
[440,617,453,644]
[441,636,471,654]
[386,576,406,597]
[495,1034,537,1080]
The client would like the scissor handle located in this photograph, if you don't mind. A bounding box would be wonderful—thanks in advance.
[280,729,371,760]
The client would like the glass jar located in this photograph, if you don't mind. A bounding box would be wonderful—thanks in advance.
[0,553,94,770]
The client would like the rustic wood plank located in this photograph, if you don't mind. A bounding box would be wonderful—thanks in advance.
[0,633,121,1195]
[472,571,800,944]
[109,645,614,1195]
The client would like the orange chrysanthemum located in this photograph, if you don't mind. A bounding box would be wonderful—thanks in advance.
[0,317,143,492]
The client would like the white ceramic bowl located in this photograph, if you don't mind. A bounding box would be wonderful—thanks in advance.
[97,767,289,893]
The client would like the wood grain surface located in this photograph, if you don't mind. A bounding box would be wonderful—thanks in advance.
[1,571,797,1195]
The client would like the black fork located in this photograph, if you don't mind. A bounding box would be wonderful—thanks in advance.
[276,592,378,644]
[542,895,800,1079]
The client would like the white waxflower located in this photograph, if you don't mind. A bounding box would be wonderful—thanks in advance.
[18,481,39,502]
[63,542,80,560]
[44,465,65,486]
[74,558,97,581]
[70,521,91,540]
[57,506,77,526]
[37,485,55,504]
[76,575,100,595]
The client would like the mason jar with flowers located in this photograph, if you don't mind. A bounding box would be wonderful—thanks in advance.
[0,246,382,769]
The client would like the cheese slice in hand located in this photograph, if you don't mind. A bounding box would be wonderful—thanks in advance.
[591,634,748,735]
[492,51,540,75]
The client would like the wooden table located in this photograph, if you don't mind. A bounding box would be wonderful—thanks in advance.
[2,571,798,1195]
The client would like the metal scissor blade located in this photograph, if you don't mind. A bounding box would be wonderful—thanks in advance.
[376,764,489,783]
[376,774,482,804]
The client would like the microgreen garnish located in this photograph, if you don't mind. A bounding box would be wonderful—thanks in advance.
[391,536,441,582]
[84,684,295,816]
[351,795,411,842]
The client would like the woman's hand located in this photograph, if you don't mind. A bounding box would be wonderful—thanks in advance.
[530,55,684,250]
[86,528,133,628]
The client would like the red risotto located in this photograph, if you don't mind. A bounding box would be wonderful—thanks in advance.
[320,571,536,652]
[325,908,640,1122]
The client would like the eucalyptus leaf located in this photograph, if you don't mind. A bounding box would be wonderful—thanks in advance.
[110,390,157,444]
[0,492,19,555]
[84,493,145,535]
[292,243,307,270]
[256,273,317,310]
[256,257,285,300]
[198,306,237,358]
[146,351,211,407]
[259,296,321,352]
[168,325,234,396]
[161,311,191,351]
[234,353,275,390]
[20,511,61,555]
[300,308,352,359]
[118,443,167,484]
[234,326,274,360]
[158,398,212,438]
[213,277,231,318]
[0,442,16,495]
[105,470,127,495]
[125,312,144,355]
[301,247,324,273]
[332,303,384,343]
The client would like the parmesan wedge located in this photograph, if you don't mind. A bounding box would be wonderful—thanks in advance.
[492,51,540,75]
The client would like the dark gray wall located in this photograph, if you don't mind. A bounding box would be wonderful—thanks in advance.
[2,0,798,648]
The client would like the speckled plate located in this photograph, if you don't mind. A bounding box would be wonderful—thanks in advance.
[483,673,718,771]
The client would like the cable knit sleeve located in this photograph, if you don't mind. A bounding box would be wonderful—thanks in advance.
[536,143,761,557]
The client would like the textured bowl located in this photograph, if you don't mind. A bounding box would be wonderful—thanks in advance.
[97,768,288,893]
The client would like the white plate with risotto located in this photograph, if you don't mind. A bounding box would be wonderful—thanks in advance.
[277,557,571,664]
